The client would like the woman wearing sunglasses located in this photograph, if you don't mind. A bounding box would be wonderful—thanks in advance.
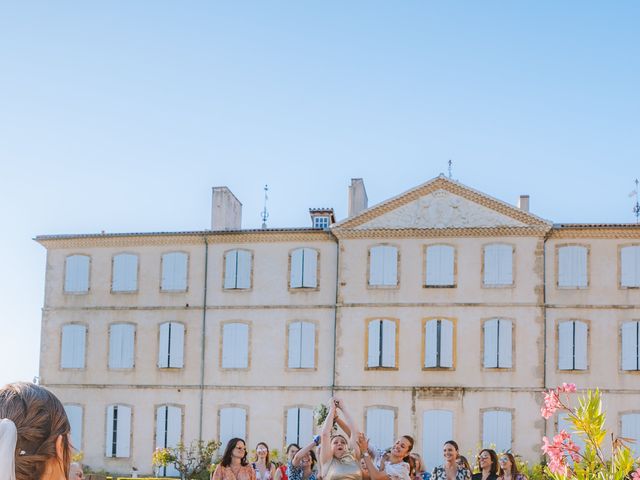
[471,449,499,480]
[497,453,526,480]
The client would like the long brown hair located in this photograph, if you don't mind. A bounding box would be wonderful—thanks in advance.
[0,382,71,480]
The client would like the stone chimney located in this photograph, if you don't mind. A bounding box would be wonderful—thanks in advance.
[348,178,368,217]
[518,195,530,212]
[211,187,242,231]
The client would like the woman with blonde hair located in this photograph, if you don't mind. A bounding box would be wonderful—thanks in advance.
[319,398,362,480]
[0,382,71,480]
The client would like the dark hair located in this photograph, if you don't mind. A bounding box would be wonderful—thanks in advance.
[308,449,317,468]
[0,382,71,480]
[501,452,520,476]
[254,442,272,468]
[477,449,499,475]
[221,438,248,467]
[286,443,300,455]
[444,440,459,451]
[457,455,472,473]
[399,435,415,465]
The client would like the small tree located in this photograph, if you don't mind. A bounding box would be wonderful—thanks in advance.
[540,383,638,480]
[153,439,221,480]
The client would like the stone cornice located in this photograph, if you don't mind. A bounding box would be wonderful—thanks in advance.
[332,226,550,240]
[549,226,640,239]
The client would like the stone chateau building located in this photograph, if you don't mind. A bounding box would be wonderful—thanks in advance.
[36,176,640,475]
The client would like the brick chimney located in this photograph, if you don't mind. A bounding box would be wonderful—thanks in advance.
[211,187,242,231]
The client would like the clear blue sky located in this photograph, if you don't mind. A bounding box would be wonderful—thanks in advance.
[0,1,638,385]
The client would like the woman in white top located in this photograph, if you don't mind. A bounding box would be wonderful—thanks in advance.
[253,442,276,480]
[357,433,413,480]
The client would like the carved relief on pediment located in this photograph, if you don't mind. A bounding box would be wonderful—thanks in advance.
[356,190,526,229]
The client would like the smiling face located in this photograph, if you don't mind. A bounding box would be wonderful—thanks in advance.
[286,445,300,461]
[391,437,412,458]
[478,451,492,471]
[443,443,458,462]
[233,441,247,459]
[256,443,269,459]
[331,435,348,457]
[499,455,511,473]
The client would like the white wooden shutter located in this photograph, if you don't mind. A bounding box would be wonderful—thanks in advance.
[105,405,115,457]
[366,408,394,451]
[112,254,138,292]
[484,245,499,285]
[498,320,513,368]
[219,407,246,448]
[622,413,640,458]
[484,244,512,286]
[224,251,237,288]
[369,247,384,286]
[382,246,398,286]
[236,250,251,289]
[426,245,454,286]
[290,249,304,288]
[65,255,90,293]
[300,322,315,368]
[483,319,499,368]
[298,407,314,445]
[223,323,248,368]
[288,322,302,368]
[381,320,396,367]
[156,406,181,476]
[368,320,381,367]
[621,322,639,371]
[558,246,587,287]
[106,405,131,457]
[621,246,640,287]
[482,410,511,452]
[439,320,453,368]
[169,322,184,368]
[162,252,188,291]
[286,407,314,446]
[423,410,453,472]
[158,322,170,368]
[109,324,135,369]
[574,321,588,370]
[61,324,86,369]
[424,320,439,368]
[302,248,318,288]
[64,405,83,451]
[558,322,574,370]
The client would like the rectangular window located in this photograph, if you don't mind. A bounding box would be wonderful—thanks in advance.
[158,322,185,369]
[422,410,453,473]
[366,408,394,450]
[558,321,588,370]
[64,404,83,452]
[112,253,138,292]
[105,405,131,458]
[313,216,330,229]
[558,246,588,288]
[425,245,455,287]
[286,407,314,446]
[219,407,246,449]
[224,250,252,289]
[222,323,249,369]
[288,322,315,369]
[109,324,135,369]
[483,244,513,286]
[161,252,188,291]
[483,319,513,368]
[290,248,318,288]
[482,410,512,452]
[367,319,396,368]
[156,405,182,477]
[621,246,640,288]
[64,255,90,293]
[61,324,86,369]
[621,413,640,458]
[621,321,640,371]
[369,245,398,287]
[424,319,454,368]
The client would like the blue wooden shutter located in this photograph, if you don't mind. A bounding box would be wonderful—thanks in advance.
[422,410,453,472]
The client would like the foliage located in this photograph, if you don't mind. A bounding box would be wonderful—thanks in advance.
[72,450,84,463]
[152,439,221,480]
[539,384,638,480]
[314,404,328,427]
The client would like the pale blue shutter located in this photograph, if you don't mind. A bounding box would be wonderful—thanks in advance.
[482,410,511,452]
[621,246,640,287]
[106,405,131,457]
[61,324,86,369]
[369,247,384,285]
[368,321,381,367]
[381,320,396,367]
[106,406,115,457]
[426,245,454,286]
[424,320,439,368]
[288,322,302,368]
[156,406,181,476]
[224,251,237,289]
[498,320,513,368]
[484,244,512,285]
[236,250,251,289]
[109,324,135,369]
[162,252,188,291]
[621,322,639,371]
[382,246,398,286]
[423,410,453,472]
[622,413,640,458]
[483,319,499,368]
[484,245,499,285]
[158,322,170,368]
[558,322,573,370]
[300,322,315,368]
[558,246,587,287]
[574,321,588,370]
[302,249,318,288]
[298,408,314,445]
[113,254,138,292]
[169,322,184,368]
[286,408,314,446]
[366,408,394,451]
[64,405,83,451]
[223,323,248,368]
[220,408,246,448]
[65,255,90,293]
[290,250,304,288]
[439,320,453,368]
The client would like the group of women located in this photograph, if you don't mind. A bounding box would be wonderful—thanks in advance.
[211,399,528,480]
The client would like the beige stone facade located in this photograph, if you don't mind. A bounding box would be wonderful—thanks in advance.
[36,176,640,475]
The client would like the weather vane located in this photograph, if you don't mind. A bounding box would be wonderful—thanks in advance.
[632,178,640,223]
[261,184,269,229]
[448,159,453,179]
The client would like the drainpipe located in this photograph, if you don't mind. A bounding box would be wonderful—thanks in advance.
[331,238,340,396]
[542,232,549,440]
[198,236,209,441]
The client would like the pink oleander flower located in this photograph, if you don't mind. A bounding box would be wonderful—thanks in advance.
[631,467,640,480]
[559,383,577,393]
[542,430,581,474]
[541,389,562,419]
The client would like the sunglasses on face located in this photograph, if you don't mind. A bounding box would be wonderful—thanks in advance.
[499,458,508,464]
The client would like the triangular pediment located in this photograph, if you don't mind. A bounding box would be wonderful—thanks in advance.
[334,176,551,230]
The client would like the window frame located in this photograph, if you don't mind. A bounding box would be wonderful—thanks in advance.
[480,407,514,452]
[620,320,640,373]
[423,243,457,288]
[422,317,456,371]
[556,319,590,372]
[104,403,133,459]
[218,405,249,449]
[63,254,91,294]
[285,320,318,371]
[158,321,186,369]
[284,405,315,446]
[364,406,397,451]
[367,244,400,289]
[154,403,183,476]
[481,242,515,288]
[364,317,399,370]
[288,247,320,291]
[481,317,515,371]
[555,244,590,289]
[222,249,253,291]
[107,322,136,370]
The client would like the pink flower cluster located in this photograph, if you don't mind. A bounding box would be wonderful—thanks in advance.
[541,430,581,475]
[541,383,576,419]
[631,467,640,480]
